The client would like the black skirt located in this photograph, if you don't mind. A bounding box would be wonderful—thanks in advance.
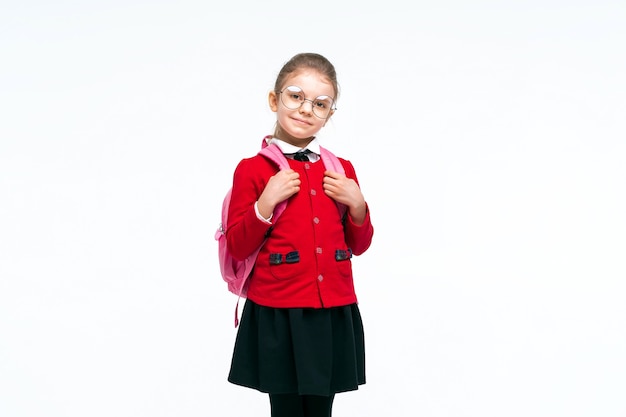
[228,299,366,396]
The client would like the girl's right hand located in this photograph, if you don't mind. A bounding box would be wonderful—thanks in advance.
[256,169,301,219]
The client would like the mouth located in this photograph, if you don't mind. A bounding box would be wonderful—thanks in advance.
[291,117,311,126]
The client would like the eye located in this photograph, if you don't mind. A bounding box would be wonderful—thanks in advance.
[314,96,333,109]
[284,86,304,101]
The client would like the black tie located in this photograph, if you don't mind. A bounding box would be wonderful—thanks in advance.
[292,149,311,162]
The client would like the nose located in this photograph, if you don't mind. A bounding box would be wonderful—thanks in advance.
[299,99,314,114]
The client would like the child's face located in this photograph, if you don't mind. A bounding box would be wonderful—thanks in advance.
[269,69,335,147]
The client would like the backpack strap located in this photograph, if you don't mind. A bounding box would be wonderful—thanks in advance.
[319,145,345,175]
[258,141,291,170]
[226,138,289,327]
[319,146,349,220]
[258,142,290,220]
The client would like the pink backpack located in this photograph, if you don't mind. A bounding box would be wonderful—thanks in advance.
[215,136,346,327]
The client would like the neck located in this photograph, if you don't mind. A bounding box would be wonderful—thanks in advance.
[274,126,314,148]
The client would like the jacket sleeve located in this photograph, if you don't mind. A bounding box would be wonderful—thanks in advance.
[225,157,274,261]
[341,159,374,256]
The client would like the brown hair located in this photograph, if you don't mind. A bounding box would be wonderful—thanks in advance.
[274,52,340,100]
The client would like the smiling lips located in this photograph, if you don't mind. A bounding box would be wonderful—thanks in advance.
[292,116,311,126]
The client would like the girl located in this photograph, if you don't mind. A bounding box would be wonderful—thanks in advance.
[226,52,374,417]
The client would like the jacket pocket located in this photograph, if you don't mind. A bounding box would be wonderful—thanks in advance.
[334,248,353,278]
[268,251,300,280]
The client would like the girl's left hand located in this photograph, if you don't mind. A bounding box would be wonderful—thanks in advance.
[323,171,367,225]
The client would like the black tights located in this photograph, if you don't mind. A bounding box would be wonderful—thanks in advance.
[269,393,335,417]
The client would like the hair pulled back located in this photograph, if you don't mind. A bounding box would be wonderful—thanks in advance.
[274,52,339,100]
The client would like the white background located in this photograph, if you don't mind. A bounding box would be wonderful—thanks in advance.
[1,1,625,416]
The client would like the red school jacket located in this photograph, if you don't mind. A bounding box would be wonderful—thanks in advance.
[226,152,374,309]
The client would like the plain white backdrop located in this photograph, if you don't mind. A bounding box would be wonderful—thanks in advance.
[1,1,625,416]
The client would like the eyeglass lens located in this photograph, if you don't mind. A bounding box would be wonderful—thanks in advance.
[280,86,334,119]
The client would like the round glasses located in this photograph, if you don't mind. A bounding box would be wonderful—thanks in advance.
[279,85,336,119]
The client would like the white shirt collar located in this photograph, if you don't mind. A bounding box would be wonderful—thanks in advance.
[268,137,321,156]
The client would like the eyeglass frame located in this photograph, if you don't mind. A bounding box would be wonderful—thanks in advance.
[278,85,337,119]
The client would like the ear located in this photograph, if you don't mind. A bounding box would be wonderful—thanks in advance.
[268,91,278,112]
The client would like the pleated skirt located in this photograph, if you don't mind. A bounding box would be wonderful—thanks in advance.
[228,299,366,396]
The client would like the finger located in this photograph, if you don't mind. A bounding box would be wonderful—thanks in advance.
[277,171,299,183]
[323,175,339,186]
[278,169,296,177]
[323,170,342,179]
[323,184,339,196]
